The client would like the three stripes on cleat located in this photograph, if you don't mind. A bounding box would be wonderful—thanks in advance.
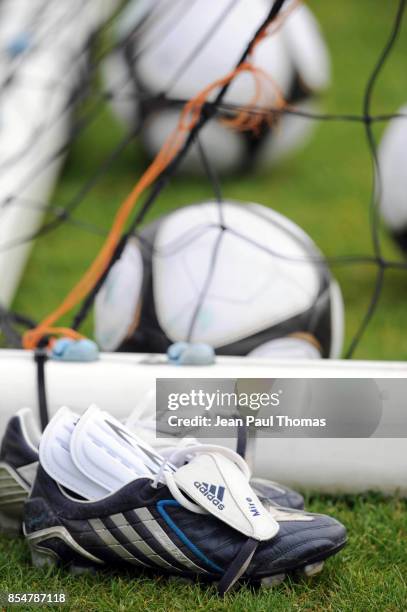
[0,464,30,534]
[0,465,29,507]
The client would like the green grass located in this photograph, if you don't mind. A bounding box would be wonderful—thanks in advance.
[2,1,407,610]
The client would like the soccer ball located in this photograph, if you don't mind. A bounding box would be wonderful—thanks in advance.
[377,105,407,253]
[103,0,330,174]
[94,200,344,358]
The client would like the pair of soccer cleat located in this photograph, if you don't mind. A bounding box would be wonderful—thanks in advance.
[0,406,346,596]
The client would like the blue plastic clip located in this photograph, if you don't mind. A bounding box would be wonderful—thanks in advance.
[51,338,99,362]
[167,341,215,366]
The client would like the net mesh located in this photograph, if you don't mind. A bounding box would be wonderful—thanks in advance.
[0,0,406,359]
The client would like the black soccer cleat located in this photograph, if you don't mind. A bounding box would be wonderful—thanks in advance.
[24,465,346,594]
[23,406,347,595]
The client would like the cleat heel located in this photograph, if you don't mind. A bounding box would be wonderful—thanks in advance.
[303,561,324,577]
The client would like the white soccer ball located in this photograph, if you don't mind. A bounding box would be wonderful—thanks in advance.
[95,200,344,358]
[377,105,407,253]
[103,0,330,174]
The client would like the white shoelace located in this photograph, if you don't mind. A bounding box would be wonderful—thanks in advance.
[150,443,251,514]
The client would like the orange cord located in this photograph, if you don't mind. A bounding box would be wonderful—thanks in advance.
[22,6,298,350]
[222,68,287,133]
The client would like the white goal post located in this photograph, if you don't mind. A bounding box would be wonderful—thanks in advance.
[0,349,405,496]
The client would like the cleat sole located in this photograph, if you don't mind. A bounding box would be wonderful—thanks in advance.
[30,545,98,575]
[168,575,194,585]
[25,530,345,595]
[260,573,286,588]
[30,547,59,569]
[69,564,98,576]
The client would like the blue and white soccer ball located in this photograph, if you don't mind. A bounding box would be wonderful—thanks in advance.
[94,200,344,359]
[103,0,330,174]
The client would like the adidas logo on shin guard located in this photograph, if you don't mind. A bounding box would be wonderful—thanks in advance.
[194,481,225,510]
